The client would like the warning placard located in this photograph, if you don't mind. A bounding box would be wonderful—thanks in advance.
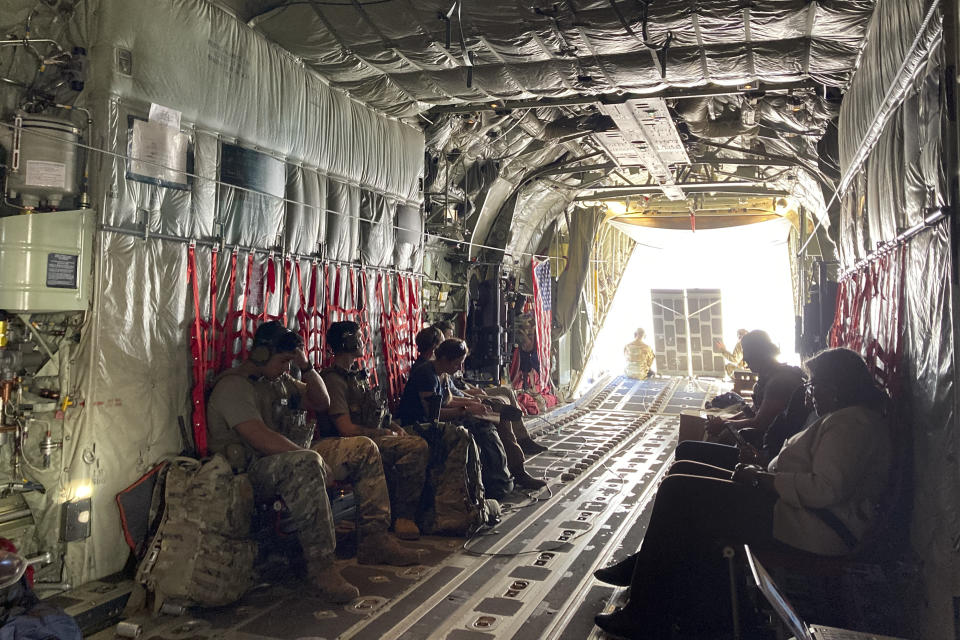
[25,160,66,189]
[46,253,78,289]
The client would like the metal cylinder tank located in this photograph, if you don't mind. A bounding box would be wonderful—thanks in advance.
[4,115,80,209]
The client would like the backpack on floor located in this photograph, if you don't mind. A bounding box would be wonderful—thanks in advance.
[407,422,489,536]
[134,455,257,610]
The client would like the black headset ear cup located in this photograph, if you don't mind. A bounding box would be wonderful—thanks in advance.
[250,344,272,366]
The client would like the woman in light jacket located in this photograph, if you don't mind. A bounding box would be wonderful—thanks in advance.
[592,347,892,639]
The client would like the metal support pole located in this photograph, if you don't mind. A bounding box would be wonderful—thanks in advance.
[797,206,807,356]
[723,546,741,640]
[682,289,694,378]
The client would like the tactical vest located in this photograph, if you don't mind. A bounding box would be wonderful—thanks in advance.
[321,366,390,433]
[209,370,315,463]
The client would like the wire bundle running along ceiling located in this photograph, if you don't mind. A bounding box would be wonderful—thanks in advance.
[226,0,876,118]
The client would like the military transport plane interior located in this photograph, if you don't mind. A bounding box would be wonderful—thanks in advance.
[0,0,955,638]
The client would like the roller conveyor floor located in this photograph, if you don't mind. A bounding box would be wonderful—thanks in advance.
[88,376,722,640]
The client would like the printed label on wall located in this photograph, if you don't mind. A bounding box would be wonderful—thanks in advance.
[46,253,78,289]
[25,160,66,189]
[129,119,188,186]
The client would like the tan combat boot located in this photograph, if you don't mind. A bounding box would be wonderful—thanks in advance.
[357,531,423,566]
[307,557,360,603]
[394,517,420,540]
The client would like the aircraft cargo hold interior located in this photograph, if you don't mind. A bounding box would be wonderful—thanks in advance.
[0,0,957,638]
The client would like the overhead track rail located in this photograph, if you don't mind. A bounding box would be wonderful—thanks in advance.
[427,81,819,115]
[575,182,790,200]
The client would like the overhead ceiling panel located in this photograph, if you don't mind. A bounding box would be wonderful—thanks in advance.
[597,98,690,200]
[240,0,876,119]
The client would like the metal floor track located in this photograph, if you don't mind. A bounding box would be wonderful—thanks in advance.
[88,376,721,640]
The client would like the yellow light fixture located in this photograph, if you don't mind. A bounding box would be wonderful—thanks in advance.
[605,201,628,215]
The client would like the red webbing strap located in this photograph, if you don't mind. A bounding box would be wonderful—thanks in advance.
[219,250,240,372]
[400,275,418,396]
[186,245,209,457]
[281,259,293,325]
[294,261,310,359]
[208,248,218,375]
[319,263,338,367]
[238,252,255,361]
[308,261,324,366]
[358,269,379,388]
[828,245,906,399]
[262,255,276,322]
[377,272,398,404]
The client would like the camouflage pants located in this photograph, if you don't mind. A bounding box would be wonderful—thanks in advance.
[312,436,391,535]
[369,433,429,520]
[247,451,335,563]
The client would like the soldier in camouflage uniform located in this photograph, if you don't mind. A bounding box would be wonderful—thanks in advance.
[624,328,656,379]
[318,321,429,541]
[206,322,421,603]
[716,328,749,378]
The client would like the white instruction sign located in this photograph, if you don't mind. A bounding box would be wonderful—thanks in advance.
[129,119,188,186]
[148,103,181,130]
[25,160,66,189]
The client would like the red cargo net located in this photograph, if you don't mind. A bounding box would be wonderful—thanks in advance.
[828,244,906,398]
[319,265,378,387]
[189,246,418,453]
[376,271,421,409]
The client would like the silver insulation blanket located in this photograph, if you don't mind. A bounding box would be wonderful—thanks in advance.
[91,0,424,201]
[246,0,874,118]
[834,1,956,635]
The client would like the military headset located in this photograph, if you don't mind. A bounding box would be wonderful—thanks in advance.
[250,321,303,366]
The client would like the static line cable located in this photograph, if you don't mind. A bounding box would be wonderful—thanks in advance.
[796,0,941,258]
[0,120,615,266]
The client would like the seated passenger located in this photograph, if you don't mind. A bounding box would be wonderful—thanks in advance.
[396,338,547,497]
[702,329,804,451]
[624,327,655,379]
[677,377,816,471]
[592,348,892,639]
[206,322,420,604]
[431,322,548,456]
[317,321,429,541]
[413,326,444,366]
